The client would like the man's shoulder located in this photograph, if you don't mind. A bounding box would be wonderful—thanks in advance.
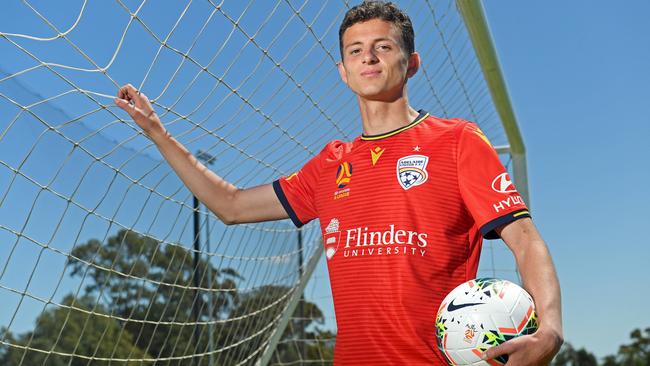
[410,115,474,145]
[318,139,354,162]
[422,114,472,132]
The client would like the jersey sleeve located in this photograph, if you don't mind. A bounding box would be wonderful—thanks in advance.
[457,122,530,239]
[272,150,324,228]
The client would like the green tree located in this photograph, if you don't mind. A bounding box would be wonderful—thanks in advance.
[66,229,332,365]
[552,342,597,366]
[574,347,599,366]
[0,295,150,366]
[226,285,335,365]
[601,327,650,366]
[601,355,620,366]
[617,327,650,366]
[2,230,333,365]
[68,229,241,364]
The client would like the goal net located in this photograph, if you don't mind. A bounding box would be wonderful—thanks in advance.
[0,1,523,365]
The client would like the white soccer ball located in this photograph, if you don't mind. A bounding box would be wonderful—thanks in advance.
[435,278,538,365]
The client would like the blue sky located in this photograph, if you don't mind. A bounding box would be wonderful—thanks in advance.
[0,0,648,362]
[483,0,650,357]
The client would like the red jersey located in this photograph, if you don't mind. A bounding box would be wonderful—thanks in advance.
[273,111,529,365]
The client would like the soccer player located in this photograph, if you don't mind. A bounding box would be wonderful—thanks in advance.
[114,1,563,364]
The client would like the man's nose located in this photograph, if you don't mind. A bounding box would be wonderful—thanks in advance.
[362,48,379,64]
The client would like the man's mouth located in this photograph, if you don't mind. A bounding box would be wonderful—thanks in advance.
[361,70,381,77]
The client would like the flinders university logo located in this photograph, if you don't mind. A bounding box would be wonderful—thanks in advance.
[323,218,341,260]
[397,155,429,190]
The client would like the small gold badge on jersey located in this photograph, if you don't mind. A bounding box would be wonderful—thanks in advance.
[334,162,352,200]
[286,172,298,181]
[370,146,385,166]
[397,155,429,190]
[468,124,492,147]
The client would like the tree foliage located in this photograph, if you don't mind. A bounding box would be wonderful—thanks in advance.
[553,342,598,366]
[552,327,650,366]
[609,327,650,366]
[227,285,334,365]
[67,229,241,363]
[0,229,335,365]
[0,295,150,366]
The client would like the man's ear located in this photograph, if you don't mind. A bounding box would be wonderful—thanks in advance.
[337,61,349,85]
[406,52,421,79]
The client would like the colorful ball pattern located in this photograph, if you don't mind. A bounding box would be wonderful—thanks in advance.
[435,278,538,365]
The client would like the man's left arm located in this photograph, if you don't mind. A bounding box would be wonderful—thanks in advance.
[482,217,564,365]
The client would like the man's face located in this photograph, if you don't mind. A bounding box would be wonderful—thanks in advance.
[338,18,418,102]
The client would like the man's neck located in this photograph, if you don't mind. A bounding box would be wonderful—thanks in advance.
[358,97,420,136]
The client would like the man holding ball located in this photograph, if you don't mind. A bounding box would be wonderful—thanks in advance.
[115,2,562,364]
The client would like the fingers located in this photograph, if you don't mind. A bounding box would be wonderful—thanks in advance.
[117,83,139,101]
[482,341,516,361]
[114,84,154,116]
[138,91,150,103]
[115,84,138,114]
[116,84,149,108]
[114,84,161,137]
[114,97,133,112]
[114,95,137,118]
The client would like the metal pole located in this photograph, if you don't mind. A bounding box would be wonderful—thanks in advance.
[195,149,217,365]
[206,212,214,366]
[257,242,324,366]
[456,0,530,207]
[297,230,305,361]
[192,195,201,363]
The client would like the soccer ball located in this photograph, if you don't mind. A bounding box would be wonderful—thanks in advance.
[435,278,538,365]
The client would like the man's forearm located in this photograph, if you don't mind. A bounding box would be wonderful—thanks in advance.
[487,219,564,364]
[515,237,563,341]
[150,131,240,224]
[114,84,287,225]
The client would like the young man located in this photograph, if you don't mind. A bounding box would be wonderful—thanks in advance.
[115,2,563,364]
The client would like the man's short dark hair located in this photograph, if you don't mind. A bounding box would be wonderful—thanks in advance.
[339,1,415,59]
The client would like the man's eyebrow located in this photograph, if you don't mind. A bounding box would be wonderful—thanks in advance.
[344,41,363,50]
[344,37,394,50]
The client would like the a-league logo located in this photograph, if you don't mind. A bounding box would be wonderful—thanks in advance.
[396,155,429,190]
[335,162,352,188]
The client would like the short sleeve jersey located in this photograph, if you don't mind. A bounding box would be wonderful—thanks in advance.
[273,111,529,365]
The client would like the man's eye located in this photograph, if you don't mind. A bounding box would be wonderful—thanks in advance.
[350,49,361,55]
[377,44,391,50]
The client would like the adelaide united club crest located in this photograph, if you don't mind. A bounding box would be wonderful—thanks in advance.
[396,155,429,190]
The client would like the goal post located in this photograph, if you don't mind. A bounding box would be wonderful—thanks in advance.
[456,0,530,206]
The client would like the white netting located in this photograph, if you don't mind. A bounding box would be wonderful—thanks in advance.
[0,1,517,365]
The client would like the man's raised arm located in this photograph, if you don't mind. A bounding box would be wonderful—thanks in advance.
[114,84,288,225]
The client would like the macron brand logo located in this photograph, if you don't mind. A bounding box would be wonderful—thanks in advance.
[491,172,516,193]
[370,146,385,166]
